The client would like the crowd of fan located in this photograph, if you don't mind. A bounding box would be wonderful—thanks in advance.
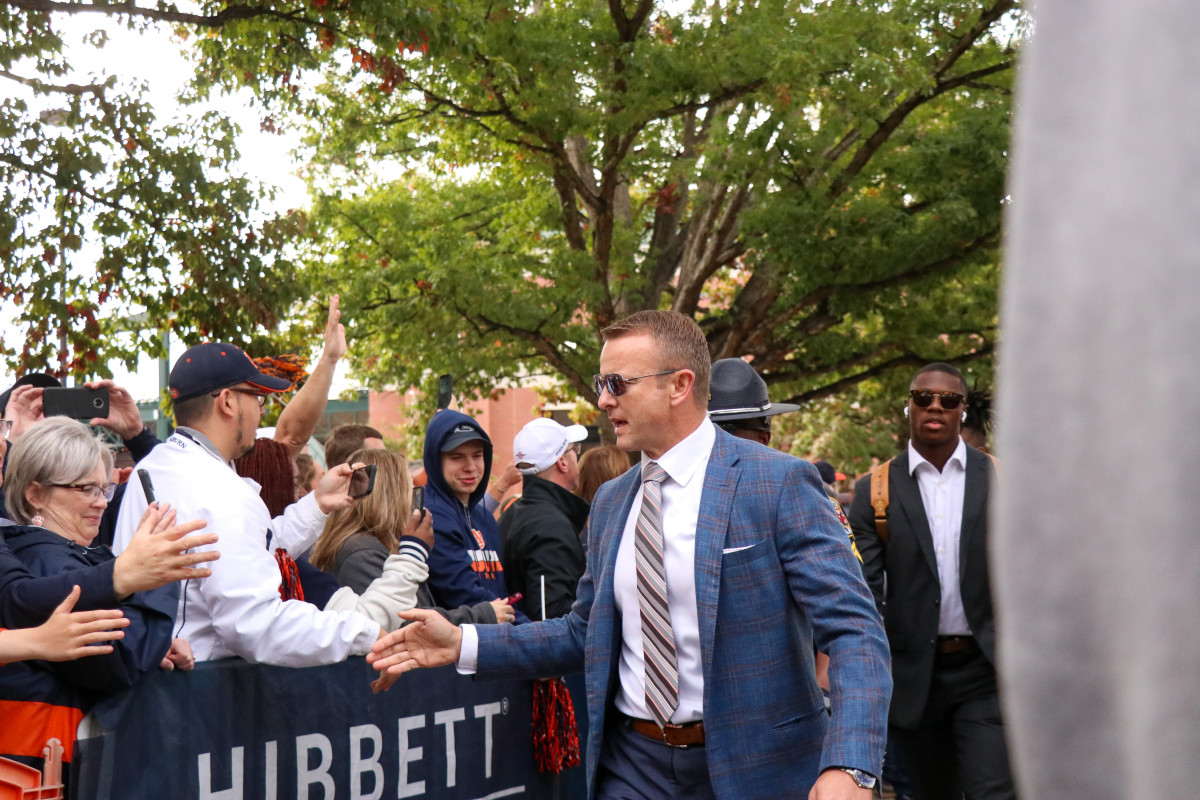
[0,301,1002,800]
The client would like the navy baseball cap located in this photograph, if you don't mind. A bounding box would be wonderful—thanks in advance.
[169,343,292,403]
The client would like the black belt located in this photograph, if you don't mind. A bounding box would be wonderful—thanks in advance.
[935,635,978,655]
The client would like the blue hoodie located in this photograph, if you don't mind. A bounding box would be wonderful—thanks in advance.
[422,410,529,623]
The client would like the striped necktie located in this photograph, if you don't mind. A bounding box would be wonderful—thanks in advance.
[636,461,678,727]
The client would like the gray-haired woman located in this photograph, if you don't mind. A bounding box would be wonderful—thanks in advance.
[0,417,206,775]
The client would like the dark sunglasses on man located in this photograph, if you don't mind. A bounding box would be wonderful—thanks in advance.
[908,389,965,410]
[593,369,682,398]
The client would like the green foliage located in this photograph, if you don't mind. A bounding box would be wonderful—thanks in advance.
[0,6,307,379]
[4,0,1020,462]
[200,0,1020,419]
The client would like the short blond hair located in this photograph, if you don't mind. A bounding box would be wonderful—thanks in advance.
[4,417,114,525]
[601,310,711,407]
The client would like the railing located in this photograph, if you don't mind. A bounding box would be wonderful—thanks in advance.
[73,658,586,800]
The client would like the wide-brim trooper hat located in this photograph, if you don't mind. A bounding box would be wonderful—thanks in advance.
[707,358,801,421]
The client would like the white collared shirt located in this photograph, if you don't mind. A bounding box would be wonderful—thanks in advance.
[908,437,972,636]
[611,419,714,724]
[458,419,715,725]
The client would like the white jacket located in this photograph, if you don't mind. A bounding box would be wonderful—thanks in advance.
[113,430,404,667]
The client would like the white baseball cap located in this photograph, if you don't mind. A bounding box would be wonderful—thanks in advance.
[513,418,588,475]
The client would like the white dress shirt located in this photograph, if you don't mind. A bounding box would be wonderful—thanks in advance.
[460,420,715,724]
[907,437,972,636]
[611,419,714,724]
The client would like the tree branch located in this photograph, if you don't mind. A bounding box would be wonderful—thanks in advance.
[3,0,323,29]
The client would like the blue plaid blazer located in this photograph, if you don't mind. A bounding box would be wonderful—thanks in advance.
[476,428,891,798]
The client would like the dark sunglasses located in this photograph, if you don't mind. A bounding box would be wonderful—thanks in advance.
[593,369,682,398]
[909,389,965,410]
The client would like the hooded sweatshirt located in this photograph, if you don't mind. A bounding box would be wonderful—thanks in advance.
[422,410,529,624]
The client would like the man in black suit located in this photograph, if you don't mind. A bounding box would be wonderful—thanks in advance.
[849,362,1014,800]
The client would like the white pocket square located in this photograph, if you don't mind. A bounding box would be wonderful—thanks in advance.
[722,545,755,554]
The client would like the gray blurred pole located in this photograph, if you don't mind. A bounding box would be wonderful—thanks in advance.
[996,1,1200,798]
[158,327,170,440]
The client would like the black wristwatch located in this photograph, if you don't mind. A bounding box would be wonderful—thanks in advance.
[836,767,878,790]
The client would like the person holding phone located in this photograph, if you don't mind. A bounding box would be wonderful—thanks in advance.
[312,449,513,625]
[420,411,529,625]
[1,374,161,528]
[112,342,395,667]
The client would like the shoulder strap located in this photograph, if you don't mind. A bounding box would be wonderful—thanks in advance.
[869,458,894,545]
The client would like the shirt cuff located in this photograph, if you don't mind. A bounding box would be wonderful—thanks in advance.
[398,536,430,562]
[456,624,479,674]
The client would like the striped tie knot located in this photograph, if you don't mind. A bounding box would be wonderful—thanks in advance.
[642,461,667,485]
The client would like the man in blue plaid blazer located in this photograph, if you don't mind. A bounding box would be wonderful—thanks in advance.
[371,311,891,799]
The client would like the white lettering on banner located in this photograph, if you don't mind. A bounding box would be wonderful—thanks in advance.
[473,703,502,780]
[433,709,466,788]
[397,714,425,799]
[349,724,385,800]
[297,733,335,800]
[199,747,243,800]
[265,740,278,800]
[194,701,523,797]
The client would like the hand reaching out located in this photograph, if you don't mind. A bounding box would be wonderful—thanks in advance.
[112,503,218,597]
[0,586,129,663]
[366,608,463,692]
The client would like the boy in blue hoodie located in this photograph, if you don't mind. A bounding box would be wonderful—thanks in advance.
[422,411,530,624]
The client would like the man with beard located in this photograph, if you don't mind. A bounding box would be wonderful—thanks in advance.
[848,362,1013,800]
[113,343,389,666]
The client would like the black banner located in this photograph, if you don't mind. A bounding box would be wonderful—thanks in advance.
[74,658,586,799]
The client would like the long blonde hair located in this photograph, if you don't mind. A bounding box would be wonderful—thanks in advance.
[311,449,413,571]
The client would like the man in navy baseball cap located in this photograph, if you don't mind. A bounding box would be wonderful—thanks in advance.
[168,342,292,404]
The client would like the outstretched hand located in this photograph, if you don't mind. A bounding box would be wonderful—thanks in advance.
[0,586,129,663]
[366,608,463,692]
[112,503,217,597]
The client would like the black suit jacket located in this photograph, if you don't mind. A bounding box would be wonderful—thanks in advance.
[849,445,996,729]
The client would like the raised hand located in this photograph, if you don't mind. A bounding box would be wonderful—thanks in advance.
[112,503,218,596]
[84,380,145,440]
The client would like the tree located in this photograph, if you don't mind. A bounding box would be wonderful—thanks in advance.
[191,0,1019,421]
[0,2,308,378]
[2,0,1020,458]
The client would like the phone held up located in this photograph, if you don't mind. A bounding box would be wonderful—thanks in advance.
[43,387,110,420]
[411,486,426,523]
[348,464,378,499]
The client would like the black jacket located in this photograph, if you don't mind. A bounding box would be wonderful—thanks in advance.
[848,445,997,729]
[498,474,589,620]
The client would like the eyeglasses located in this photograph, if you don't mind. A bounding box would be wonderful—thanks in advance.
[0,420,12,440]
[49,482,118,501]
[593,369,683,398]
[909,389,965,410]
[212,387,269,408]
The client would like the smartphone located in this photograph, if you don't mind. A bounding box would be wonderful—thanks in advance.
[43,387,110,420]
[348,463,378,499]
[436,374,453,410]
[411,486,426,523]
[137,468,156,504]
[505,592,523,604]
